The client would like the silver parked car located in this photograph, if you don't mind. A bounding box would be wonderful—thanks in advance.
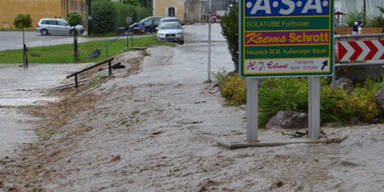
[157,22,184,44]
[159,17,181,25]
[36,18,84,36]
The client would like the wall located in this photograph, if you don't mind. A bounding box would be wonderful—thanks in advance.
[0,0,86,29]
[336,0,384,18]
[185,0,206,22]
[153,0,185,22]
[336,26,383,35]
[208,0,229,13]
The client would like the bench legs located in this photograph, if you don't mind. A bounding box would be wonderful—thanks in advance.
[108,60,112,75]
[75,75,78,88]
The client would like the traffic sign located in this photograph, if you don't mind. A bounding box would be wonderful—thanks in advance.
[338,40,384,62]
[240,0,334,77]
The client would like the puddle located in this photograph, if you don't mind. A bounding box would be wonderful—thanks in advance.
[0,96,58,106]
[0,109,36,157]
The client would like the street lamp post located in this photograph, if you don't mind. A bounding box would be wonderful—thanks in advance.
[207,0,212,82]
[87,0,92,36]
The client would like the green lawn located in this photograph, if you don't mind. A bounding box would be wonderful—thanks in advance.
[0,35,174,64]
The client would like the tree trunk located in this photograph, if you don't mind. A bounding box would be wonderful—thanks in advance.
[22,28,27,68]
[22,28,25,46]
[74,26,78,61]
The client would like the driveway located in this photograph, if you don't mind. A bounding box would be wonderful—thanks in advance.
[184,23,227,43]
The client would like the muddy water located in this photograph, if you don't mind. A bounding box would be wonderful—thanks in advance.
[0,109,36,156]
[0,64,87,157]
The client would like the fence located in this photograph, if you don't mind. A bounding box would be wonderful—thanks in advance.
[333,33,384,83]
[66,58,114,88]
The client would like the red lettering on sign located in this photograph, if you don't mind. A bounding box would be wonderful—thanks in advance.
[267,61,288,69]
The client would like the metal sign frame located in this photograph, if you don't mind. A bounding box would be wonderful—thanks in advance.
[238,0,335,142]
[240,0,334,78]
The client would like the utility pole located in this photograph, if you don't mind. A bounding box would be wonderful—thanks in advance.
[207,0,212,82]
[87,0,92,36]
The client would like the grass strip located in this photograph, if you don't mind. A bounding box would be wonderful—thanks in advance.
[0,35,174,64]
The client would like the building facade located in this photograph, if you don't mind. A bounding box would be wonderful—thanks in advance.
[185,0,206,22]
[208,0,229,13]
[153,0,213,23]
[153,0,185,22]
[0,0,86,30]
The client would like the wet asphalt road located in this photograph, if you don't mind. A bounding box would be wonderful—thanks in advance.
[0,64,88,158]
[0,31,115,51]
[0,24,225,51]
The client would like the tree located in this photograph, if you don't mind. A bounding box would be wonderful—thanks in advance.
[92,0,117,34]
[66,12,83,61]
[13,14,32,68]
[220,4,239,72]
[139,0,151,7]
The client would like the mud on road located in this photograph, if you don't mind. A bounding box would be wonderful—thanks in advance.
[1,24,384,192]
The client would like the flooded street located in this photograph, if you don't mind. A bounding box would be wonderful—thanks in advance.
[0,64,87,157]
[1,24,384,191]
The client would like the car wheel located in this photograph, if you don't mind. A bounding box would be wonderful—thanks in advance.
[40,29,48,36]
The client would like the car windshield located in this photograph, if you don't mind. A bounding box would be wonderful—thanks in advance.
[162,19,179,23]
[159,23,181,30]
[140,18,148,23]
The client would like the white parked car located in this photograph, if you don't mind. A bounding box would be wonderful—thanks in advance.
[157,22,184,44]
[159,17,181,25]
[36,18,84,36]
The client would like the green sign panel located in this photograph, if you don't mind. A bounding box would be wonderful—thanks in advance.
[240,0,334,77]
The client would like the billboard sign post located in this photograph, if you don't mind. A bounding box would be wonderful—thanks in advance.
[241,0,334,77]
[240,0,334,141]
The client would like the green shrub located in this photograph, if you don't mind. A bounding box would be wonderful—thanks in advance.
[219,73,383,127]
[220,5,239,72]
[259,78,308,127]
[366,16,384,27]
[220,73,246,105]
[321,86,380,122]
[123,0,140,7]
[13,14,32,29]
[114,3,152,28]
[344,12,364,27]
[92,0,118,34]
[135,6,152,21]
[114,3,134,28]
[344,11,384,27]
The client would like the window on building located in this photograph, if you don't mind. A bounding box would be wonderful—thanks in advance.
[168,7,175,17]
